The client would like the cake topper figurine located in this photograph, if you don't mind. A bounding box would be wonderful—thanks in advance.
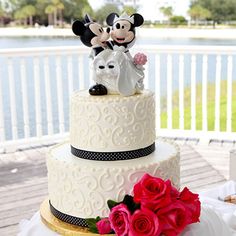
[72,14,110,95]
[93,47,145,96]
[106,12,144,52]
[72,14,110,58]
[91,12,147,96]
[72,12,147,96]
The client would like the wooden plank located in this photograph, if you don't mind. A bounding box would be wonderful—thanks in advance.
[0,224,19,236]
[0,194,47,212]
[0,177,47,192]
[0,207,38,222]
[181,165,214,178]
[181,169,220,183]
[183,175,226,190]
[0,209,37,230]
[0,182,47,198]
[0,186,47,205]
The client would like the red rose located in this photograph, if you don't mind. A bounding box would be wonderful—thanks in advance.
[96,218,112,234]
[133,173,172,211]
[179,187,201,223]
[157,201,189,236]
[129,207,162,236]
[109,203,131,236]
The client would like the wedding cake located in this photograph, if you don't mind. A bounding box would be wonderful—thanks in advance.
[45,12,183,235]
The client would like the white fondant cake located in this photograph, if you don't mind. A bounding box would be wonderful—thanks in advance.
[70,90,155,152]
[47,140,180,219]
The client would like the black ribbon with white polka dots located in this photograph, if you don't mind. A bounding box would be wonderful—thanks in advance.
[71,143,155,161]
[49,201,88,227]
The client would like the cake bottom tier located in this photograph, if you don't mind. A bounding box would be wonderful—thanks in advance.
[47,140,180,223]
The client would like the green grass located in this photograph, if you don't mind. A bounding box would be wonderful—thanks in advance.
[160,80,236,132]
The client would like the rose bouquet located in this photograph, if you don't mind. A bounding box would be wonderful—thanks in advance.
[86,173,201,236]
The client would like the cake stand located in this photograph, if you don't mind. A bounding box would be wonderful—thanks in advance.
[40,199,112,236]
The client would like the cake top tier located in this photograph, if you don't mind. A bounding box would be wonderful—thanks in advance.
[72,12,147,96]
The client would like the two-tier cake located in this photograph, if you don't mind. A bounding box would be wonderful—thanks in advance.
[43,12,183,235]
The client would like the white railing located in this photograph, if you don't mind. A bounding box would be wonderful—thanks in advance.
[0,45,236,152]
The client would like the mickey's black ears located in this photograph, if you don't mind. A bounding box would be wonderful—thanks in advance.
[106,13,119,26]
[131,13,144,27]
[72,20,86,36]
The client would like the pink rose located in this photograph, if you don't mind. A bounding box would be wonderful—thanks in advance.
[157,202,189,236]
[133,53,147,65]
[96,218,112,234]
[109,203,131,236]
[129,207,162,236]
[133,174,172,211]
[179,187,201,223]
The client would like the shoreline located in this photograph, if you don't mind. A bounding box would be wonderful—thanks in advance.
[0,27,236,39]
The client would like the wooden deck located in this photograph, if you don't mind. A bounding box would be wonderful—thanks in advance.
[0,140,233,236]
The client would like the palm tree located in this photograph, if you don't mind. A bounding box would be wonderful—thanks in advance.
[14,8,26,26]
[22,5,36,26]
[45,0,64,26]
[0,3,4,26]
[188,5,211,25]
[159,6,173,23]
[45,4,55,25]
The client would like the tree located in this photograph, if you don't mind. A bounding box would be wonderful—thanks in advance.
[159,6,173,22]
[170,15,187,25]
[95,3,120,24]
[188,4,211,24]
[23,5,36,26]
[123,6,137,15]
[45,0,64,26]
[190,0,236,27]
[9,0,37,26]
[0,2,4,25]
[14,8,27,25]
[62,0,93,23]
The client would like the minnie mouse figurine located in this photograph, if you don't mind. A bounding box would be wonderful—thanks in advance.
[106,12,143,52]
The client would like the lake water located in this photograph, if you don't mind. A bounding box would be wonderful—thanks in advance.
[1,36,236,141]
[1,36,236,49]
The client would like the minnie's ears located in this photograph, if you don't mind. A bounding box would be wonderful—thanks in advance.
[131,13,144,27]
[72,20,86,36]
[106,13,119,26]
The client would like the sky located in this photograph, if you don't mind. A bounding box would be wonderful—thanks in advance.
[88,0,191,21]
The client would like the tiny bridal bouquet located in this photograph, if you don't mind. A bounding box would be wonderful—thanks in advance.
[86,173,201,236]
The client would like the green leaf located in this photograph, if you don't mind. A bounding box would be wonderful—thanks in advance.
[107,199,119,210]
[85,217,101,234]
[122,195,140,214]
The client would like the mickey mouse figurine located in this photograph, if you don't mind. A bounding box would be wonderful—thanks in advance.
[72,14,111,95]
[72,14,110,58]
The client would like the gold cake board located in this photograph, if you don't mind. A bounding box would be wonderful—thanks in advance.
[40,199,112,236]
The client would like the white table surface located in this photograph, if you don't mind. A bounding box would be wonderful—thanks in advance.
[18,181,236,236]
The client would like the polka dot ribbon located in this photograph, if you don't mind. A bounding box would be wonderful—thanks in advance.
[71,143,155,161]
[49,201,88,227]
